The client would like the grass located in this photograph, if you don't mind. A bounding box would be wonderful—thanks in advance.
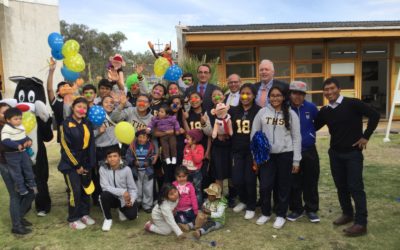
[0,134,400,250]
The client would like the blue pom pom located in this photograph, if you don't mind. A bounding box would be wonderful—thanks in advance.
[250,131,271,165]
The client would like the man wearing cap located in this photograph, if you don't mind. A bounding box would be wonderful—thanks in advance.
[286,81,321,223]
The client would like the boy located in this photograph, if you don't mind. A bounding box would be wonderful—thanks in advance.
[193,183,227,239]
[125,129,157,213]
[82,84,97,107]
[1,108,36,195]
[94,79,113,105]
[99,148,138,232]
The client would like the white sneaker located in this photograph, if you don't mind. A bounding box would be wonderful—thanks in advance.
[256,215,270,225]
[171,157,177,164]
[102,219,113,232]
[69,220,87,230]
[244,210,255,220]
[273,217,286,229]
[166,158,171,165]
[233,202,246,213]
[81,215,95,226]
[118,209,127,221]
[37,211,47,217]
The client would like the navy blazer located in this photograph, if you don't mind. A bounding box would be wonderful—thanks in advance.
[254,79,290,97]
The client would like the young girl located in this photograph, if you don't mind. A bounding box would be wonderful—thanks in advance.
[182,129,204,206]
[251,86,301,229]
[147,105,180,165]
[58,97,96,230]
[230,83,261,220]
[144,183,184,239]
[173,166,198,232]
[193,183,227,239]
[167,82,182,98]
[169,95,186,169]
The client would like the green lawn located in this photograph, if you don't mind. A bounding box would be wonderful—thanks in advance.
[1,134,400,250]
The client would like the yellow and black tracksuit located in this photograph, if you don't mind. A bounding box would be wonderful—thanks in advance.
[58,116,96,222]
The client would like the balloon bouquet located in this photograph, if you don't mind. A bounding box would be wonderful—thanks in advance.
[148,41,183,82]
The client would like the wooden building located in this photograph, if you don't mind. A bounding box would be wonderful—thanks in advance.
[176,21,400,118]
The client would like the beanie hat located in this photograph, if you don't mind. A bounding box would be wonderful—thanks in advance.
[186,129,203,143]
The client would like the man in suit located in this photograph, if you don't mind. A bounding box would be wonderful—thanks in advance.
[224,74,241,107]
[254,60,289,107]
[184,64,220,113]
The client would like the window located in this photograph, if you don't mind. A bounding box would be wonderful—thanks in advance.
[225,47,256,79]
[274,62,290,77]
[362,43,388,58]
[331,62,355,75]
[395,43,400,57]
[295,45,324,60]
[305,93,324,107]
[328,44,357,59]
[189,48,221,62]
[226,64,256,78]
[259,46,290,61]
[334,76,355,89]
[295,77,324,92]
[225,48,255,62]
[296,63,323,74]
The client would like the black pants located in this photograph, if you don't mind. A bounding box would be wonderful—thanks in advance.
[93,144,120,205]
[34,145,52,213]
[290,145,320,213]
[99,191,138,220]
[328,149,367,225]
[232,150,257,211]
[162,162,176,184]
[259,152,293,218]
[63,170,91,222]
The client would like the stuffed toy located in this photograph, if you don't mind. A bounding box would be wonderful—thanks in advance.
[210,103,233,139]
[2,76,54,215]
[148,41,173,65]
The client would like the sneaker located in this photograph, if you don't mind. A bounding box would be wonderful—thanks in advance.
[306,212,320,223]
[273,217,286,229]
[233,202,246,213]
[256,215,270,225]
[178,223,190,232]
[144,221,152,232]
[102,219,112,232]
[171,157,177,164]
[244,210,255,220]
[37,211,47,217]
[118,209,127,221]
[166,158,171,165]
[69,220,87,230]
[287,212,304,222]
[81,215,95,226]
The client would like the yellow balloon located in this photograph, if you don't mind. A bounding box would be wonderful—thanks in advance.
[154,57,170,77]
[64,53,85,72]
[62,39,80,58]
[114,121,135,145]
[22,112,37,134]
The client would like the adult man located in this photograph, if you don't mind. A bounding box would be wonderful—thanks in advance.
[185,64,220,112]
[254,60,289,107]
[286,81,320,223]
[224,74,241,107]
[315,78,379,237]
[94,79,113,105]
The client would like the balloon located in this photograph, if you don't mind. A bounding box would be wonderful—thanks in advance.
[163,64,183,81]
[88,105,106,126]
[126,73,139,90]
[114,121,135,145]
[51,49,64,60]
[154,57,170,77]
[48,32,64,51]
[64,53,85,72]
[62,39,80,58]
[22,112,37,134]
[61,66,80,82]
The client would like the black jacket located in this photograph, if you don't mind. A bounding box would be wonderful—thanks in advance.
[185,83,220,113]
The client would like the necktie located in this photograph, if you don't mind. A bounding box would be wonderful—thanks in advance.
[199,85,205,97]
[259,88,267,107]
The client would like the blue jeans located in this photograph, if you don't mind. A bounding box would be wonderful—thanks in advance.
[175,209,196,224]
[4,151,35,195]
[188,169,203,206]
[0,163,35,229]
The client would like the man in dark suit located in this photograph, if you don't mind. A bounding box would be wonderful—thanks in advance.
[224,74,241,107]
[184,64,220,112]
[254,60,289,107]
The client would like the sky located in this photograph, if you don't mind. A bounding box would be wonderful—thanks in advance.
[59,0,400,53]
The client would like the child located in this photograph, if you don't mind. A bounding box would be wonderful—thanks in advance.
[182,129,204,206]
[144,183,184,239]
[125,129,157,213]
[146,105,180,165]
[99,148,138,232]
[94,79,112,105]
[1,108,36,195]
[173,166,198,232]
[193,183,227,239]
[82,84,97,107]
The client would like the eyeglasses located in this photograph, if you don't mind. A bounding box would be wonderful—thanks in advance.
[197,71,210,74]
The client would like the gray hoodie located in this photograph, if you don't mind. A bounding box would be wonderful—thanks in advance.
[251,104,302,166]
[99,161,138,207]
[94,114,119,148]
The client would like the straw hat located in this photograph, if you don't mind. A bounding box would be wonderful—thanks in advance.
[204,183,222,198]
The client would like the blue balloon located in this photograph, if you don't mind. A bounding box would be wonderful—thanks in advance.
[48,32,64,51]
[51,49,64,60]
[61,66,80,82]
[88,105,106,126]
[163,64,183,81]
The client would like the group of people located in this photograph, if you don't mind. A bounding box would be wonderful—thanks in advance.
[0,56,380,239]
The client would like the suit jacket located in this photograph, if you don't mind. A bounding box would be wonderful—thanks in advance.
[254,79,290,97]
[185,83,220,113]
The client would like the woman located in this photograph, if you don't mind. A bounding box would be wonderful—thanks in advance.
[251,86,301,229]
[150,83,167,116]
[58,97,96,230]
[167,82,183,98]
[230,83,261,220]
[0,103,35,235]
